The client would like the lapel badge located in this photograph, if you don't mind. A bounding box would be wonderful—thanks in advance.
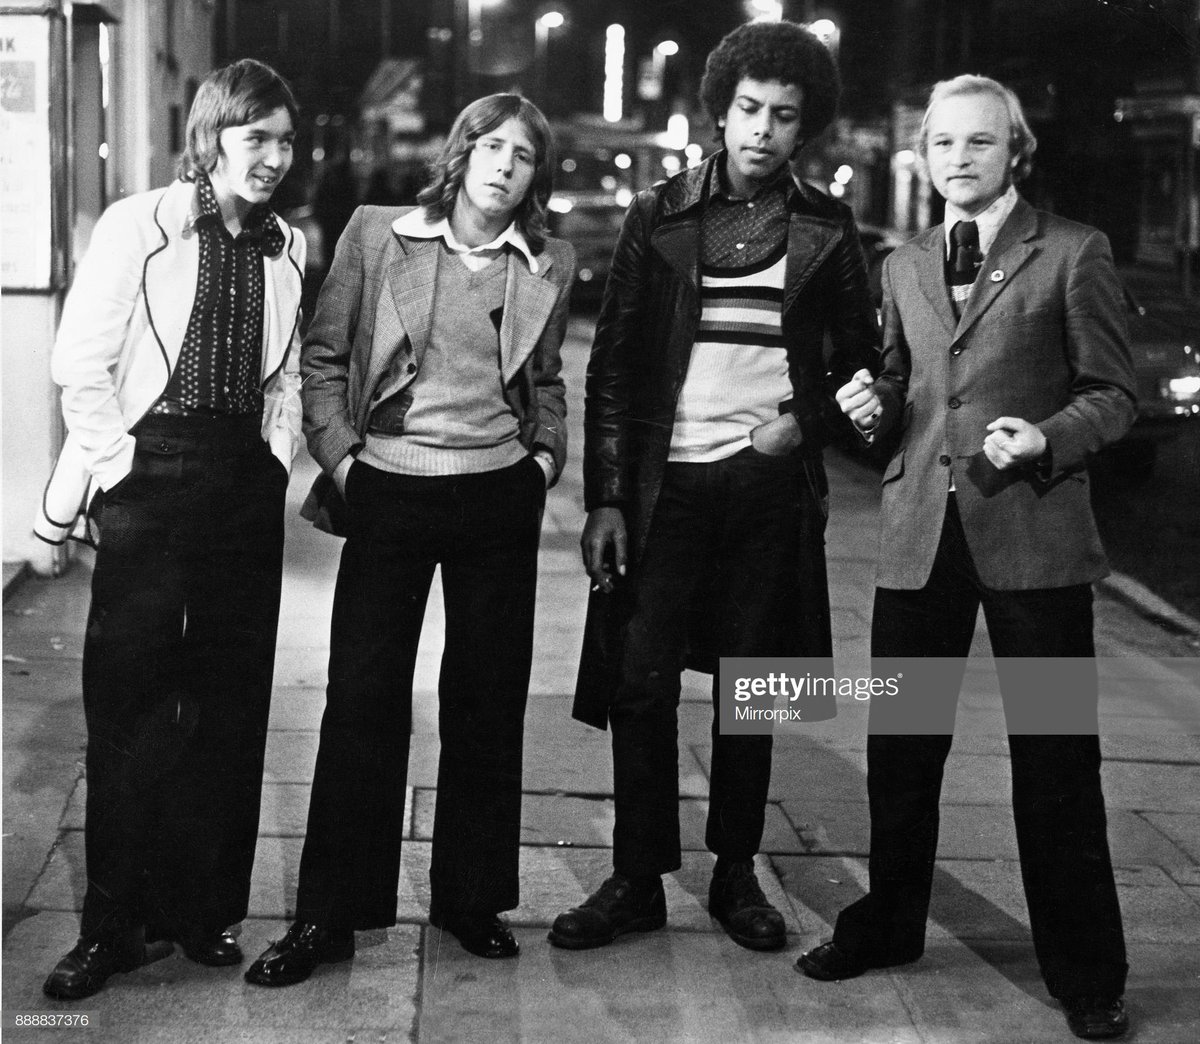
[990,269,1005,282]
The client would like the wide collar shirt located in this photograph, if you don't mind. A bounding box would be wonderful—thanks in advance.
[392,207,538,274]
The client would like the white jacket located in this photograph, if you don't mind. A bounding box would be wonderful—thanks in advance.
[34,178,306,545]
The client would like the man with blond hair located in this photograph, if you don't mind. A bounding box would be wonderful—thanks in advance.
[798,75,1133,1041]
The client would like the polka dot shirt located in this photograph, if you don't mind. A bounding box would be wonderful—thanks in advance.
[700,154,791,269]
[153,175,286,417]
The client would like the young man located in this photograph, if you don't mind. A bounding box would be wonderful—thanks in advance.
[550,21,878,953]
[799,76,1133,1042]
[36,60,305,999]
[243,94,573,987]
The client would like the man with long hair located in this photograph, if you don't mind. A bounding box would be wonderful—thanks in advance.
[38,59,305,999]
[244,93,574,987]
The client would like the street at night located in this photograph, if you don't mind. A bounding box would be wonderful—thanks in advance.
[4,2,1200,1042]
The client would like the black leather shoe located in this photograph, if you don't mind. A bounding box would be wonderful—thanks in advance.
[429,910,518,959]
[708,861,786,951]
[43,931,146,1000]
[795,941,869,981]
[243,922,355,987]
[177,929,243,967]
[547,873,667,950]
[1062,996,1129,1040]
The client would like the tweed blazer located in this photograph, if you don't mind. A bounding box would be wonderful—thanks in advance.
[34,178,305,546]
[870,197,1136,590]
[299,205,574,534]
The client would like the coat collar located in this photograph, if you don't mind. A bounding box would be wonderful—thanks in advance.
[392,205,540,273]
[914,195,1039,340]
[385,206,558,384]
[651,151,841,314]
[952,196,1039,343]
[143,179,302,375]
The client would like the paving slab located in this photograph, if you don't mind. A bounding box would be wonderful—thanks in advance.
[420,926,922,1044]
[411,790,805,854]
[2,912,419,1043]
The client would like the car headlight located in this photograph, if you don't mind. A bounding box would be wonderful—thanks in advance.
[1162,375,1200,401]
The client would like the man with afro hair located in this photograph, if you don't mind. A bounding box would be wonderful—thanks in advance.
[550,20,880,954]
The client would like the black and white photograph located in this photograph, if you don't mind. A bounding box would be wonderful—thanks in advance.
[2,1,1199,1041]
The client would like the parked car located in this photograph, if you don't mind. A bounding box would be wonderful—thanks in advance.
[546,192,627,308]
[1106,284,1200,479]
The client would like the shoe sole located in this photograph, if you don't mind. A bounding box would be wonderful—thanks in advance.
[546,914,667,951]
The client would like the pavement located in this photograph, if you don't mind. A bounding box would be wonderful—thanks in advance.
[4,316,1200,1043]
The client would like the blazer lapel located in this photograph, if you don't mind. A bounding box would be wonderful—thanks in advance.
[260,225,303,377]
[142,184,199,372]
[651,218,700,302]
[915,227,957,338]
[500,249,557,385]
[952,199,1039,345]
[782,217,838,316]
[388,236,439,368]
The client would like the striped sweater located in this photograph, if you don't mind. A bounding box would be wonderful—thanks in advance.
[668,243,790,461]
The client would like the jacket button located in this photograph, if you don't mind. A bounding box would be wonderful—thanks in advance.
[406,362,417,374]
[948,397,961,409]
[939,454,951,466]
[159,441,170,452]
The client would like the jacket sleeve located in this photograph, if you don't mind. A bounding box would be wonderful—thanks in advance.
[871,252,910,438]
[264,222,307,470]
[793,207,884,449]
[583,190,655,511]
[529,240,576,484]
[1035,229,1136,475]
[50,196,149,491]
[301,206,366,473]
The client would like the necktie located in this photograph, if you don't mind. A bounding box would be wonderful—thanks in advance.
[949,220,981,285]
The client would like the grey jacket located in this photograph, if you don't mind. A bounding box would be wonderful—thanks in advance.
[299,204,575,534]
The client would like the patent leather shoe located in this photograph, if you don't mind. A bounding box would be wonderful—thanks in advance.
[548,873,666,950]
[243,922,355,987]
[795,941,869,981]
[43,931,146,1000]
[1062,996,1129,1040]
[708,861,786,951]
[178,928,243,966]
[429,910,518,959]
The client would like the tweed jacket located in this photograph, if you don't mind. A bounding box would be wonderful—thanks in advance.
[34,178,306,546]
[299,205,574,535]
[869,197,1136,590]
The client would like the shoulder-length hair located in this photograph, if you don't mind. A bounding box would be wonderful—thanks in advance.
[700,20,840,145]
[918,75,1038,183]
[417,94,555,253]
[179,59,298,180]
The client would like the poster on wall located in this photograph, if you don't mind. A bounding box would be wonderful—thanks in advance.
[1,13,54,290]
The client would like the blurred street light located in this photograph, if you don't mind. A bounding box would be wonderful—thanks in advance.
[535,9,566,109]
[747,0,783,22]
[656,40,679,57]
[605,24,626,122]
[808,17,841,55]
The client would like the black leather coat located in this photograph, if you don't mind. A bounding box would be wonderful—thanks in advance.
[573,153,882,729]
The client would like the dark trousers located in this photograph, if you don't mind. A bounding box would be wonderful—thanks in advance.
[611,447,827,877]
[295,455,546,927]
[80,413,287,940]
[833,496,1128,999]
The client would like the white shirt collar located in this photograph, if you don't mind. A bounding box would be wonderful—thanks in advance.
[392,206,539,273]
[943,184,1019,260]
